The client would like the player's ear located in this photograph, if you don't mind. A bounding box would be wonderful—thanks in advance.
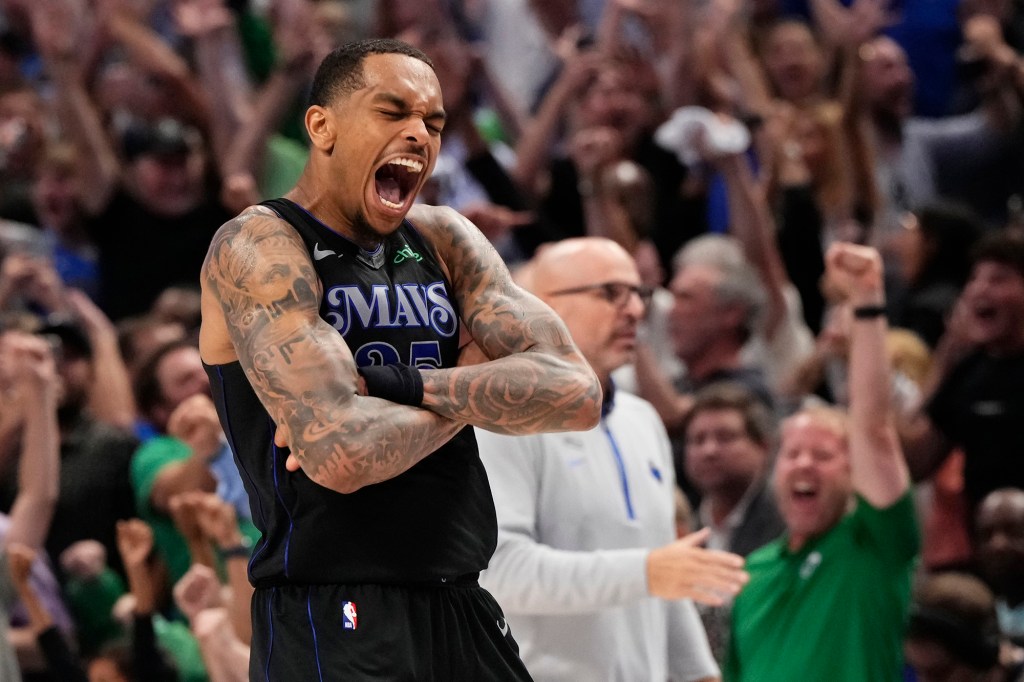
[306,105,336,152]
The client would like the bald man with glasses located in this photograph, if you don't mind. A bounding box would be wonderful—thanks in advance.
[545,281,655,309]
[477,238,748,682]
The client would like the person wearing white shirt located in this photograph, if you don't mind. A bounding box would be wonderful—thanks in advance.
[478,237,748,682]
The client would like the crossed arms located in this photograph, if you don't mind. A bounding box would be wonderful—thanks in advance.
[199,204,601,493]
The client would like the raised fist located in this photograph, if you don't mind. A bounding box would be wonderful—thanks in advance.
[824,242,884,302]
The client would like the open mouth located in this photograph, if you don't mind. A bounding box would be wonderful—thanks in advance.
[791,481,819,503]
[374,157,424,210]
[973,304,998,322]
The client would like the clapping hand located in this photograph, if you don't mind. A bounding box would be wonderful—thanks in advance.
[646,528,749,606]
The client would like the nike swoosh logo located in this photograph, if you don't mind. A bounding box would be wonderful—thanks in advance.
[313,244,338,260]
[497,617,509,637]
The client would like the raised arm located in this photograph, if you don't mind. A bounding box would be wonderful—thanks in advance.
[68,289,138,430]
[826,243,909,507]
[31,0,121,215]
[510,49,602,199]
[149,395,221,515]
[220,4,317,188]
[99,0,210,129]
[961,14,1024,131]
[176,0,254,163]
[712,0,774,117]
[411,204,602,434]
[0,333,60,550]
[200,207,465,493]
[633,341,694,434]
[715,151,789,337]
[572,129,641,249]
[7,544,89,682]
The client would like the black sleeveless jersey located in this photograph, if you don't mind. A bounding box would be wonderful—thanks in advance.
[204,198,497,587]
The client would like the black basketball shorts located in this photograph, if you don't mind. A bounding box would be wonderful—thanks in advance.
[249,579,534,681]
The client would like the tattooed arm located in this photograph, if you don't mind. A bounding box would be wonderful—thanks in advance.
[199,207,463,494]
[410,204,602,434]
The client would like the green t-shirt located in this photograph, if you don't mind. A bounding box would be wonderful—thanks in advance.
[725,492,920,682]
[153,613,209,682]
[64,573,208,682]
[64,568,126,655]
[131,436,259,585]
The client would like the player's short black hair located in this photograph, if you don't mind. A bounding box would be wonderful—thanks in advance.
[308,38,434,108]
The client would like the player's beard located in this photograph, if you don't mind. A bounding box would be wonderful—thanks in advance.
[351,209,389,251]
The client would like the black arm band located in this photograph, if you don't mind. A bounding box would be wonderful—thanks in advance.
[852,304,887,319]
[217,544,251,560]
[358,363,424,406]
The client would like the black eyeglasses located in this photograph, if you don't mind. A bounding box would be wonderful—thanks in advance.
[546,282,654,308]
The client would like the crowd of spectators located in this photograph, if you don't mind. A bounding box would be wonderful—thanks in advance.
[0,0,1023,679]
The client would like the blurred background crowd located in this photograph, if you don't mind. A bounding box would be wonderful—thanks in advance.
[0,0,1023,679]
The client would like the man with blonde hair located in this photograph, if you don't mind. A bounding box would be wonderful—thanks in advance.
[725,243,919,681]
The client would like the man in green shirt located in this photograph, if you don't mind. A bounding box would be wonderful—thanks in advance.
[725,243,920,682]
[131,340,257,585]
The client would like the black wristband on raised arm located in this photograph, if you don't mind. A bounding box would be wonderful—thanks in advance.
[852,304,887,320]
[357,363,424,406]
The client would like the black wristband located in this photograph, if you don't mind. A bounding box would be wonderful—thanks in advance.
[852,304,887,319]
[217,544,250,560]
[358,363,424,406]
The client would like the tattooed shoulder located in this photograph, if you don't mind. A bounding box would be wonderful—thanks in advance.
[409,204,481,247]
[205,208,321,300]
[203,207,323,356]
[409,204,513,299]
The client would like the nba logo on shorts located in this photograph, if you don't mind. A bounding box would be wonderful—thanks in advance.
[341,601,358,630]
